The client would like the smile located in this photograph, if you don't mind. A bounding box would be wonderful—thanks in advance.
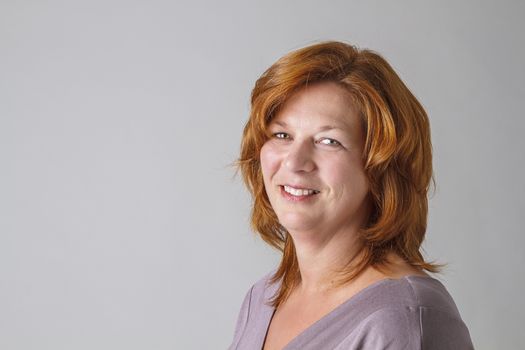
[280,185,320,202]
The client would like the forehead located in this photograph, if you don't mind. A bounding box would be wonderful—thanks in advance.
[271,82,360,131]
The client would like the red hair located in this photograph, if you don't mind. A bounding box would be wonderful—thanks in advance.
[236,41,442,307]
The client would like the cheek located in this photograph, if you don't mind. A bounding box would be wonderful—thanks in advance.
[323,157,369,195]
[260,143,281,182]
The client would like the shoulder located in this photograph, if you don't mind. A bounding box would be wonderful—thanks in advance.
[356,276,474,350]
[234,269,278,324]
[251,268,279,300]
[401,275,462,314]
[228,269,280,350]
[236,268,279,307]
[401,276,474,349]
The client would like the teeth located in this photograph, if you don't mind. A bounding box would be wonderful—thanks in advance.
[283,185,318,196]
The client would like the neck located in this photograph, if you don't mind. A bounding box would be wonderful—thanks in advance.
[290,224,366,295]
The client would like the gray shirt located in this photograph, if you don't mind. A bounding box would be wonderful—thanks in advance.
[229,270,474,349]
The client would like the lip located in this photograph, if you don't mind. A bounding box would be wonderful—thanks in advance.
[279,185,320,202]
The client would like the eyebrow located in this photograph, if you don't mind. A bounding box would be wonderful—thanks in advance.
[272,120,348,132]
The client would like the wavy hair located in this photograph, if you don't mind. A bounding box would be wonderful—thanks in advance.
[236,41,443,307]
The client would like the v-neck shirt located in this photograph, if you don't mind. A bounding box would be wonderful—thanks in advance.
[228,270,474,349]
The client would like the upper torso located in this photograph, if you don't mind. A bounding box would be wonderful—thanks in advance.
[229,270,474,350]
[262,264,430,350]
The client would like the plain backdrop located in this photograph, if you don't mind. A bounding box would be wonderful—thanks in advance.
[1,0,524,349]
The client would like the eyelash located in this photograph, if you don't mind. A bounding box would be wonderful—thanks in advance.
[271,132,342,147]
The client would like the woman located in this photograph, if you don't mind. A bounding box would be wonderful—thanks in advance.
[229,41,474,350]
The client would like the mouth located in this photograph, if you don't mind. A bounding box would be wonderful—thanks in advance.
[279,185,320,200]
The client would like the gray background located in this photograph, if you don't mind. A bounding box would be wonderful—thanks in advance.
[1,0,524,349]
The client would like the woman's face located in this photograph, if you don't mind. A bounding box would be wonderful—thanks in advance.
[260,81,370,237]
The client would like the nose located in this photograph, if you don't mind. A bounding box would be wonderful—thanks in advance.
[283,140,316,173]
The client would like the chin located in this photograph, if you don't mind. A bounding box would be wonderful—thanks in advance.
[278,213,319,233]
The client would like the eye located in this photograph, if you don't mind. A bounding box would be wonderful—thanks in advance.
[318,138,341,147]
[272,132,290,139]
